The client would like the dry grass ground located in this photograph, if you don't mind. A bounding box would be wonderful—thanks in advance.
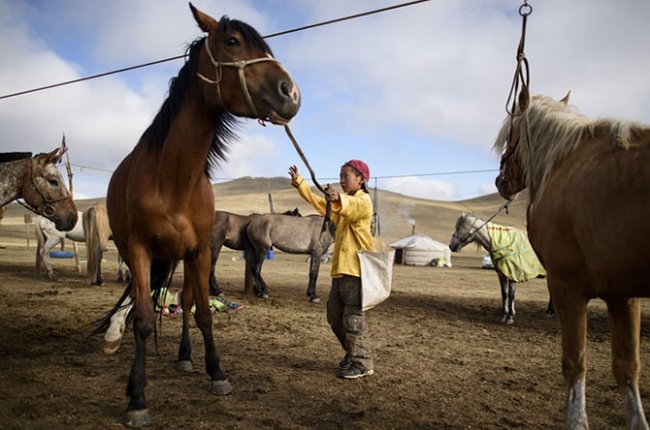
[0,179,648,429]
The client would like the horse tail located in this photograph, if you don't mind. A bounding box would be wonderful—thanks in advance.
[83,207,99,283]
[90,258,177,337]
[94,203,111,251]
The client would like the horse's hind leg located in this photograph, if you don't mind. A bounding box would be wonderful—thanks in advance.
[249,248,269,298]
[497,272,509,323]
[177,286,194,372]
[551,278,589,429]
[307,253,321,303]
[606,298,649,429]
[208,242,223,296]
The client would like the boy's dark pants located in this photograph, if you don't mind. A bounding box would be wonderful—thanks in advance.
[327,275,373,371]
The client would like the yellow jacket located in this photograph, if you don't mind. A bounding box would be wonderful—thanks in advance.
[292,175,373,278]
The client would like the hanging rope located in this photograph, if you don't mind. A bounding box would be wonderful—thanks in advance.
[505,1,533,116]
[284,125,332,232]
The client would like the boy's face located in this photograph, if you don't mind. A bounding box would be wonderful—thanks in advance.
[339,165,363,194]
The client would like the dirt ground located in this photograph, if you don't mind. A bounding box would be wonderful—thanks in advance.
[1,243,649,430]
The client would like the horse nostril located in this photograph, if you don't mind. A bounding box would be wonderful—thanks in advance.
[279,81,290,97]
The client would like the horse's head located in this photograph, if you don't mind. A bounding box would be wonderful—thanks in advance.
[191,4,300,125]
[23,146,78,231]
[448,213,482,252]
[494,91,571,200]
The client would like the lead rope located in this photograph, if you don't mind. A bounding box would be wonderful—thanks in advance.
[284,125,332,233]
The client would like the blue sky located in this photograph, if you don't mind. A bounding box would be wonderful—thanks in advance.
[1,0,649,200]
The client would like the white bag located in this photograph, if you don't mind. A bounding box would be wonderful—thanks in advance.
[358,247,395,311]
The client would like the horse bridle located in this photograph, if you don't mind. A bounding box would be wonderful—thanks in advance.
[17,160,70,222]
[452,201,511,248]
[197,36,281,122]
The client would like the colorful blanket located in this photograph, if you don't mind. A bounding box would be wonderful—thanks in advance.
[487,224,546,282]
[156,289,243,316]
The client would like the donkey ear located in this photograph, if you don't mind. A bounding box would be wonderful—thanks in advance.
[189,3,219,33]
[559,90,571,105]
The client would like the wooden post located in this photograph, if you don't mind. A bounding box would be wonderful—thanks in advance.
[62,134,81,273]
[24,214,32,249]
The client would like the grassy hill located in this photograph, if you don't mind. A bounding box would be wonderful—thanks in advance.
[0,177,531,246]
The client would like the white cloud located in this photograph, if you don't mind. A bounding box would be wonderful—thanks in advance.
[383,176,456,201]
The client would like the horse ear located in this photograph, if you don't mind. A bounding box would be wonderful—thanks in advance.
[559,90,571,105]
[517,87,530,112]
[44,146,64,165]
[189,3,219,33]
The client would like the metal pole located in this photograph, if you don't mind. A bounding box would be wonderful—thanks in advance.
[63,134,81,273]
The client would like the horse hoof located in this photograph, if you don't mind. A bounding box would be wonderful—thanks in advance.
[506,318,514,325]
[210,378,233,396]
[176,360,192,372]
[123,408,151,428]
[103,340,122,355]
[310,297,321,304]
[261,294,270,299]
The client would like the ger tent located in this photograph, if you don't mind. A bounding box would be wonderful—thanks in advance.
[389,234,452,267]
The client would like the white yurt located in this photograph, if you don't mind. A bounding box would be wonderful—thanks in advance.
[389,234,452,267]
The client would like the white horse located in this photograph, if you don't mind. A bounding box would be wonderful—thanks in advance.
[35,212,84,279]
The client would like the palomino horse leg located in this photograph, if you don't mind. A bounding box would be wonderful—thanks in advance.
[606,298,649,430]
[545,297,555,318]
[183,251,232,396]
[307,252,321,303]
[123,246,154,428]
[104,296,133,355]
[551,280,590,430]
[93,246,105,286]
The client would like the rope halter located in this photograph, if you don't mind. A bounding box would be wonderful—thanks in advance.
[196,36,281,121]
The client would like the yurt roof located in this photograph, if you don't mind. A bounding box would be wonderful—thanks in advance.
[388,234,450,251]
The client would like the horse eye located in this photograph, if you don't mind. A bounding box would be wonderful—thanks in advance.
[225,37,238,47]
[48,179,59,187]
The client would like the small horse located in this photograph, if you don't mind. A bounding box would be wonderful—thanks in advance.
[35,202,115,285]
[246,213,334,303]
[209,208,300,296]
[494,91,650,429]
[0,145,77,231]
[448,213,551,324]
[95,4,300,427]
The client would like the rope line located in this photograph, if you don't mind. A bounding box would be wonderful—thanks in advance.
[0,0,432,101]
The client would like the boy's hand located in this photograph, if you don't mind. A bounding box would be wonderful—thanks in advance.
[325,189,340,203]
[288,165,299,180]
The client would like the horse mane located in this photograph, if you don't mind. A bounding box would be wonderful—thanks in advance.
[493,94,650,199]
[142,14,272,179]
[0,152,32,163]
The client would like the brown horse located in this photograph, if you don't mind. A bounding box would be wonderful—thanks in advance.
[98,4,299,427]
[494,92,650,429]
[0,145,77,231]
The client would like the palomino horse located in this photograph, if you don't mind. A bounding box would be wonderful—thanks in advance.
[0,146,77,231]
[209,208,300,296]
[494,92,650,429]
[448,213,551,324]
[35,202,114,284]
[246,213,334,303]
[97,4,300,427]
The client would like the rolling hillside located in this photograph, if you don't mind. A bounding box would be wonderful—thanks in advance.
[0,176,531,246]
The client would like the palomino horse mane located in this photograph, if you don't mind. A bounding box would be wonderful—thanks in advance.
[493,94,650,201]
[0,152,32,163]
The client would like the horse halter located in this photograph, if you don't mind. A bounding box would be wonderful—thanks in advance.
[197,36,280,122]
[17,160,70,221]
